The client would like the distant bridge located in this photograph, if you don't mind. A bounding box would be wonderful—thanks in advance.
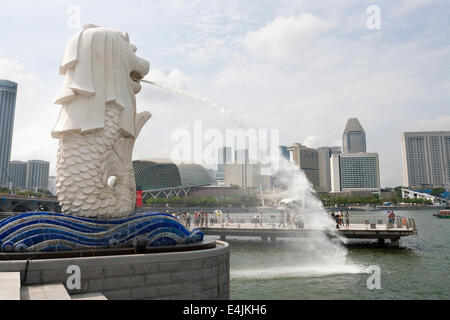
[0,194,60,213]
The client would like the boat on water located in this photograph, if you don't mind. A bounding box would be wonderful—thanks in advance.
[433,207,450,219]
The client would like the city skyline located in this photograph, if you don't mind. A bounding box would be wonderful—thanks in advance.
[1,1,449,188]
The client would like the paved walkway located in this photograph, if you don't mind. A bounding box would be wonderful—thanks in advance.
[191,222,413,232]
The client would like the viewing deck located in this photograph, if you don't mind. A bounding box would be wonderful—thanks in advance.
[199,216,417,247]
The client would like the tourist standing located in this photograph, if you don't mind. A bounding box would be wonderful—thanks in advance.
[279,211,285,227]
[216,210,221,224]
[297,212,304,228]
[345,211,350,227]
[186,211,191,227]
[195,211,199,226]
[388,210,396,225]
[286,212,291,227]
[334,212,340,229]
[339,211,344,226]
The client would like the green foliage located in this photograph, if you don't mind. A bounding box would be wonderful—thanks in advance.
[394,186,403,198]
[401,198,432,205]
[145,195,260,208]
[430,187,446,197]
[0,187,55,198]
[320,194,384,206]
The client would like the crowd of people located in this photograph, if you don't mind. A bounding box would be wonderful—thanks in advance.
[166,209,308,229]
[166,210,229,228]
[166,207,398,231]
[278,211,304,228]
[331,211,350,229]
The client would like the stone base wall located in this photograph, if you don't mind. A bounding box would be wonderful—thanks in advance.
[0,241,230,300]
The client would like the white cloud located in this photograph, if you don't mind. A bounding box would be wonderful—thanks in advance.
[245,13,333,61]
[203,9,450,187]
[0,59,58,174]
[145,68,191,89]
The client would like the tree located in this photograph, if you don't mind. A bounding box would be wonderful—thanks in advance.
[394,186,403,198]
[430,187,446,197]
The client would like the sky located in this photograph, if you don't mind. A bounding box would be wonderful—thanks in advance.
[1,0,449,187]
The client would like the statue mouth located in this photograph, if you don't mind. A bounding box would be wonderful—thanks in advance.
[130,71,143,93]
[130,71,142,83]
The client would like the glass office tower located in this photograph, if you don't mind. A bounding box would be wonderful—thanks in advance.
[0,80,18,187]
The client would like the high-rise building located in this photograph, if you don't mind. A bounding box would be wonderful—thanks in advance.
[331,146,342,155]
[48,176,57,195]
[215,147,232,185]
[342,118,366,154]
[0,80,18,187]
[330,153,380,193]
[288,143,319,187]
[401,131,450,189]
[9,160,27,189]
[217,147,232,173]
[317,146,342,192]
[279,146,290,161]
[26,160,50,191]
[234,149,249,164]
[225,163,261,189]
[225,148,263,188]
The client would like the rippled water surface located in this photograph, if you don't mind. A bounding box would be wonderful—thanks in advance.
[209,210,450,300]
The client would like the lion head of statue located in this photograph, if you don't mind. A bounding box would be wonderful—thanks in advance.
[52,24,150,139]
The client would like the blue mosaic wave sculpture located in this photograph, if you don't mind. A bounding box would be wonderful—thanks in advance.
[0,212,204,252]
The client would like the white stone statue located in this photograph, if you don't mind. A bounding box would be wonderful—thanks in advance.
[52,25,151,218]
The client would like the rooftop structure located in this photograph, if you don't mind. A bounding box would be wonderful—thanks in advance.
[342,118,366,154]
[133,159,216,198]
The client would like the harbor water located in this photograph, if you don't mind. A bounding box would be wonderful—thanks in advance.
[207,209,449,300]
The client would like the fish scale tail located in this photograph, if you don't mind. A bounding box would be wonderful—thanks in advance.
[55,105,135,217]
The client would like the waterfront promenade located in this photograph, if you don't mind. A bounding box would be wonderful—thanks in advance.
[196,215,417,247]
[0,209,417,247]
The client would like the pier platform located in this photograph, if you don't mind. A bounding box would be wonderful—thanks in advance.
[199,216,417,247]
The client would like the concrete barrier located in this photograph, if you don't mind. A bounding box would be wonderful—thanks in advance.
[0,241,230,300]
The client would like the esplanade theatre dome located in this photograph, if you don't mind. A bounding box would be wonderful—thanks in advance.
[132,159,216,192]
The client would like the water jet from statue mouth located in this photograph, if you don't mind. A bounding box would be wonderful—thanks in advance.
[130,71,143,83]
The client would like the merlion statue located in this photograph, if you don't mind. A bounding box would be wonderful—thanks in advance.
[52,25,151,218]
[0,25,205,253]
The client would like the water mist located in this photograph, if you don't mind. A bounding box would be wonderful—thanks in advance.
[141,79,364,279]
[232,157,364,279]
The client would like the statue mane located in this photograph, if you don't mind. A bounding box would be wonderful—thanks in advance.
[52,25,149,139]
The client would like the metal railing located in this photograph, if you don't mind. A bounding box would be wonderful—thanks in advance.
[172,213,417,231]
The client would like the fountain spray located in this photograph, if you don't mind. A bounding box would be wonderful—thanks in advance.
[141,79,249,129]
[141,77,364,279]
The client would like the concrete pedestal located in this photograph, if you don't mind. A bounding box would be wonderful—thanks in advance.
[0,241,230,300]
